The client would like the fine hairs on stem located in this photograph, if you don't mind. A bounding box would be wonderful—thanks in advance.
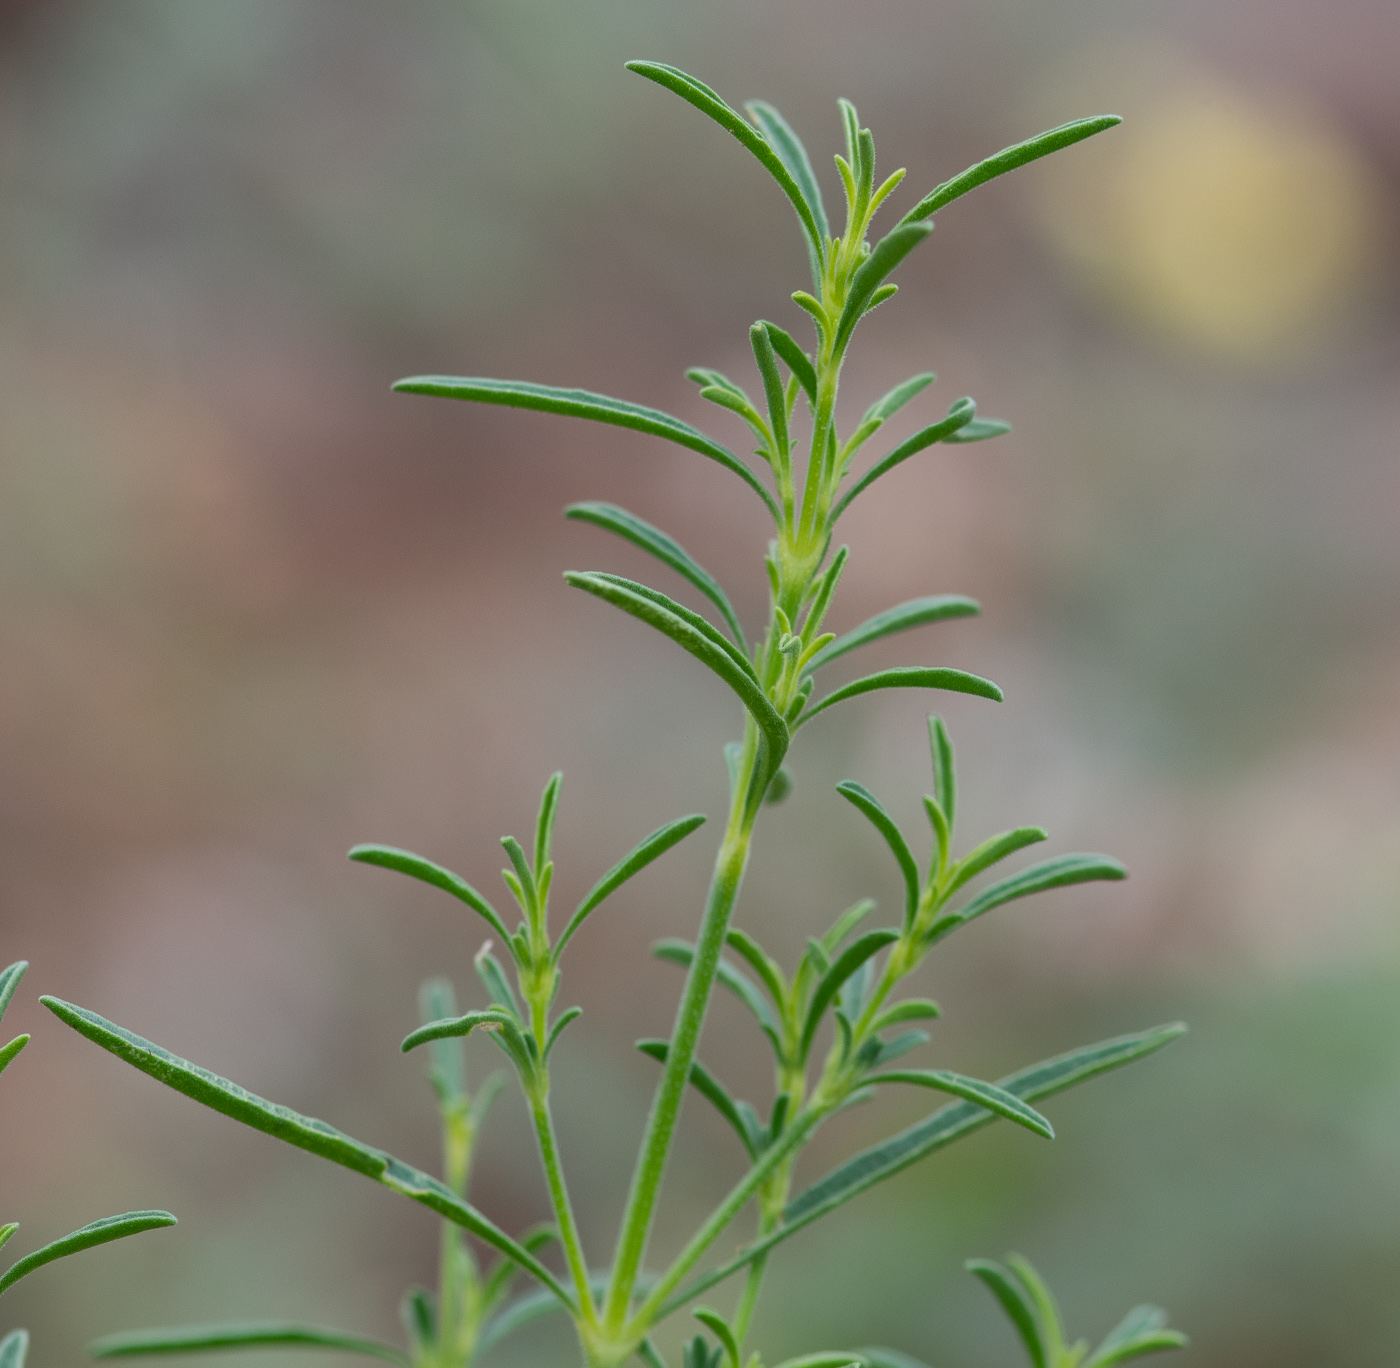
[46,61,1187,1368]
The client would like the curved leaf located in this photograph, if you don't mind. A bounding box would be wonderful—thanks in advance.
[861,373,937,427]
[903,115,1122,222]
[0,1330,26,1368]
[401,1009,517,1055]
[638,1040,759,1160]
[806,596,980,672]
[744,101,830,243]
[867,1071,1053,1137]
[946,417,1011,443]
[565,572,788,781]
[833,222,934,353]
[724,928,787,1011]
[654,940,783,1058]
[928,854,1127,946]
[544,1006,583,1059]
[858,1350,934,1368]
[799,930,899,1061]
[90,1323,409,1363]
[835,783,918,928]
[800,667,1002,729]
[943,828,1048,900]
[761,323,817,402]
[554,813,708,960]
[0,1035,28,1076]
[625,62,824,284]
[832,399,976,519]
[0,962,26,1027]
[39,998,571,1309]
[0,1211,176,1296]
[347,846,510,944]
[967,1260,1047,1368]
[655,1022,1186,1315]
[391,375,778,520]
[590,573,756,681]
[1091,1306,1169,1364]
[565,503,746,649]
[1089,1333,1188,1367]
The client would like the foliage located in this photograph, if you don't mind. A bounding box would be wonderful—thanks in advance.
[46,63,1186,1368]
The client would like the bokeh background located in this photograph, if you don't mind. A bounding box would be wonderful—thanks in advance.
[2,1,1398,1364]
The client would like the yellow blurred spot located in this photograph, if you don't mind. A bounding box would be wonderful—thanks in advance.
[1035,48,1385,363]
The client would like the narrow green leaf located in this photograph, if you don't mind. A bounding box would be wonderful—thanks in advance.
[1088,1332,1188,1367]
[39,998,571,1308]
[831,399,976,519]
[565,503,746,649]
[867,1071,1054,1138]
[835,782,919,928]
[500,836,537,914]
[474,944,524,1020]
[0,1226,16,1255]
[946,417,1011,443]
[744,101,830,243]
[90,1323,410,1363]
[565,572,788,785]
[625,62,825,284]
[418,978,464,1105]
[928,717,956,833]
[1006,1256,1067,1364]
[799,930,899,1061]
[870,999,940,1031]
[0,1211,176,1297]
[391,374,778,519]
[693,1308,740,1368]
[867,1030,929,1067]
[347,846,511,944]
[762,323,818,403]
[544,1006,583,1059]
[0,962,26,1026]
[654,941,783,1058]
[724,928,787,1012]
[943,828,1048,899]
[806,596,980,672]
[800,667,1002,729]
[534,772,563,875]
[967,1260,1047,1368]
[554,813,707,960]
[928,854,1127,945]
[833,222,934,352]
[1091,1306,1169,1364]
[401,1010,517,1055]
[0,1330,27,1368]
[638,1040,759,1160]
[903,115,1122,222]
[0,1035,28,1076]
[750,322,789,459]
[821,899,875,955]
[639,1340,672,1368]
[655,1022,1185,1315]
[769,1355,864,1368]
[861,373,936,426]
[400,1286,436,1350]
[858,1349,934,1368]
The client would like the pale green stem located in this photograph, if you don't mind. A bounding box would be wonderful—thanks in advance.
[531,1088,599,1333]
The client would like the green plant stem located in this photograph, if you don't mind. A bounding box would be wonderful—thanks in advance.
[600,736,764,1344]
[530,1087,599,1334]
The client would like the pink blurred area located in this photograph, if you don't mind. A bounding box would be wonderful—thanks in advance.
[1,2,1398,1365]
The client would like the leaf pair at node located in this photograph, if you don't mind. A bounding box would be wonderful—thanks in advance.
[969,1255,1187,1368]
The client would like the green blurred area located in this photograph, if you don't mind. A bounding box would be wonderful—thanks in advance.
[0,2,1397,1366]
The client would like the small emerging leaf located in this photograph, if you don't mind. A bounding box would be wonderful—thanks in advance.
[0,1331,26,1368]
[0,1035,28,1076]
[833,222,934,353]
[0,961,26,1026]
[762,323,818,402]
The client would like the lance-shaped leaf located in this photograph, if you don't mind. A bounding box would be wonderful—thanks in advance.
[565,503,746,649]
[0,1035,27,1076]
[544,1006,583,1059]
[638,1040,761,1159]
[477,1272,611,1354]
[1089,1333,1188,1367]
[868,1072,1053,1138]
[946,418,1012,443]
[967,1260,1047,1368]
[1087,1304,1186,1368]
[0,961,26,1026]
[0,1331,26,1368]
[391,375,778,520]
[724,928,787,1012]
[799,930,900,1061]
[654,941,783,1058]
[832,399,976,518]
[943,828,1048,900]
[625,63,825,284]
[590,573,756,681]
[654,1021,1185,1316]
[401,1009,518,1055]
[903,115,1122,222]
[693,1309,741,1368]
[862,373,937,427]
[928,716,957,833]
[800,667,1002,729]
[90,1324,410,1363]
[346,846,511,944]
[835,783,919,928]
[744,101,830,244]
[806,597,980,673]
[833,221,934,353]
[750,322,789,459]
[565,572,788,778]
[770,1356,865,1368]
[39,998,571,1308]
[0,1212,176,1296]
[870,999,940,1031]
[553,813,708,961]
[927,854,1127,945]
[761,323,817,402]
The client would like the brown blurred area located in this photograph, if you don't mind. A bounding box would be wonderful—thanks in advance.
[1,1,1398,1365]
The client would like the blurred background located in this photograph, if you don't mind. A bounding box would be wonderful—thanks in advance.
[1,1,1397,1364]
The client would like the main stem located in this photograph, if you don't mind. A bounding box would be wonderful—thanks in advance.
[600,725,762,1345]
